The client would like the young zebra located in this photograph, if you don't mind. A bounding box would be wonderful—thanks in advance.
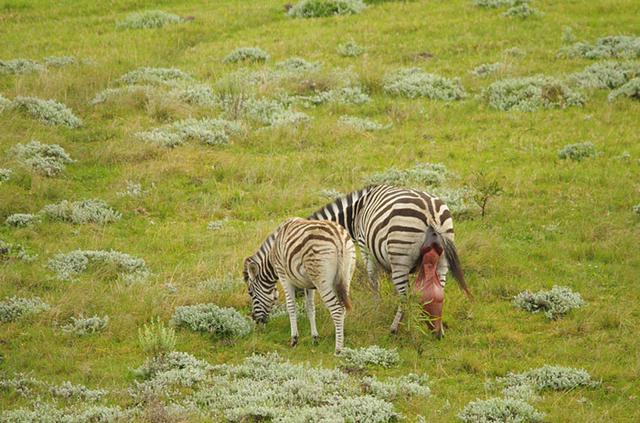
[308,184,471,335]
[243,217,356,352]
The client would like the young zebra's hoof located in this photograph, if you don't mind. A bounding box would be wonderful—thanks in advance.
[312,335,319,345]
[289,336,298,347]
[390,326,398,335]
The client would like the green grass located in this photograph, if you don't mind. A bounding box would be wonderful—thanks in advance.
[1,0,639,420]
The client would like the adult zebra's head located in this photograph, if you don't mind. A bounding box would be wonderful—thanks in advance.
[243,256,278,324]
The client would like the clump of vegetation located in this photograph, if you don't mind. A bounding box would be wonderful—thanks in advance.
[116,10,186,30]
[0,168,11,183]
[47,249,150,281]
[0,296,50,323]
[5,213,37,228]
[44,56,76,67]
[89,85,156,105]
[287,0,367,18]
[557,142,596,161]
[337,40,366,57]
[10,140,74,177]
[0,58,44,74]
[367,163,452,187]
[137,117,243,147]
[2,403,127,422]
[10,96,83,128]
[0,240,38,262]
[241,97,311,127]
[319,188,344,199]
[0,94,11,111]
[608,77,640,101]
[276,57,323,73]
[483,75,585,111]
[207,219,227,231]
[117,181,148,198]
[472,0,518,8]
[170,83,219,107]
[383,67,466,100]
[633,204,640,215]
[171,303,252,339]
[503,46,526,57]
[513,285,585,319]
[470,62,505,78]
[363,374,430,399]
[339,345,400,369]
[198,275,244,292]
[297,86,370,106]
[41,199,121,224]
[49,380,107,401]
[497,365,598,392]
[118,67,194,86]
[568,61,640,89]
[503,2,542,18]
[458,397,544,423]
[559,35,640,59]
[430,187,473,216]
[62,315,109,335]
[223,47,270,64]
[467,171,503,218]
[138,317,177,357]
[339,115,391,131]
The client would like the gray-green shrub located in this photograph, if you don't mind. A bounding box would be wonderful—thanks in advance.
[0,168,12,183]
[223,47,270,64]
[10,96,83,128]
[44,56,76,67]
[116,10,186,30]
[363,373,430,399]
[0,59,44,74]
[483,75,585,111]
[48,249,150,281]
[503,2,541,18]
[367,163,451,187]
[0,296,50,323]
[0,240,38,262]
[473,0,519,8]
[559,35,640,59]
[568,61,640,89]
[41,199,121,224]
[497,365,598,392]
[10,140,74,177]
[471,62,504,78]
[138,317,177,357]
[557,142,596,161]
[608,77,640,101]
[118,67,194,86]
[339,115,390,131]
[383,67,466,100]
[137,117,243,147]
[5,213,37,228]
[458,397,544,423]
[287,0,367,18]
[62,315,109,335]
[171,303,252,338]
[337,40,366,57]
[339,345,400,369]
[513,285,585,319]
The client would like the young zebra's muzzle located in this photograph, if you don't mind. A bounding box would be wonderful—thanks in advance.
[414,242,445,338]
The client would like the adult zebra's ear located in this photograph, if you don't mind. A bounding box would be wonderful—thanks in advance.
[244,257,259,282]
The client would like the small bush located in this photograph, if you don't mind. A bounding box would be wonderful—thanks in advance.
[0,94,11,111]
[137,117,243,147]
[608,77,640,101]
[242,97,311,127]
[49,381,107,401]
[471,62,504,78]
[276,57,322,73]
[498,365,598,392]
[634,204,640,215]
[287,0,367,18]
[0,240,38,262]
[170,84,219,107]
[503,2,541,18]
[568,61,640,89]
[337,40,366,57]
[0,168,12,183]
[5,213,36,228]
[118,67,194,86]
[117,181,148,198]
[319,188,344,199]
[0,58,44,74]
[0,296,50,323]
[367,163,451,187]
[363,374,430,399]
[10,140,74,177]
[48,249,150,281]
[504,47,526,57]
[458,397,544,423]
[339,345,400,369]
[207,219,227,231]
[116,10,186,30]
[513,285,585,319]
[472,0,518,8]
[10,96,83,128]
[171,303,253,339]
[139,317,177,357]
[483,75,585,111]
[44,56,76,67]
[557,142,596,161]
[339,115,391,131]
[383,67,466,100]
[41,199,121,224]
[62,315,109,335]
[298,86,370,106]
[223,47,270,64]
[89,85,156,105]
[559,35,640,59]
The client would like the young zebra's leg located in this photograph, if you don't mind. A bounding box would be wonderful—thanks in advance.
[305,289,319,344]
[389,263,411,334]
[282,280,299,347]
[317,285,346,353]
[364,252,381,296]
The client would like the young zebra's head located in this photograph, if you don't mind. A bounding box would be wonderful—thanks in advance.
[243,256,278,324]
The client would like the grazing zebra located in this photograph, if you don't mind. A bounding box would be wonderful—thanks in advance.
[308,184,471,335]
[244,217,356,352]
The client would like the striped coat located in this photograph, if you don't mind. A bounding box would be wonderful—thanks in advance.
[309,184,470,333]
[244,217,356,352]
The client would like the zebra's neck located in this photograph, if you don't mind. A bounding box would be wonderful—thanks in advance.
[252,231,278,286]
[308,186,374,238]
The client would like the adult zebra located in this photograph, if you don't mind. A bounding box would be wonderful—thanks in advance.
[308,184,471,335]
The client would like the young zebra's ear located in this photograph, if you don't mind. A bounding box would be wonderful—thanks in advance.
[244,257,259,281]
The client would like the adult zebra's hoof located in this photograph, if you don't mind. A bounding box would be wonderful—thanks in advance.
[289,336,298,347]
[390,326,398,335]
[312,335,319,345]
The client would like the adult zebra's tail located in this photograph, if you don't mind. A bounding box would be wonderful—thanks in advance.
[333,246,353,312]
[442,237,473,299]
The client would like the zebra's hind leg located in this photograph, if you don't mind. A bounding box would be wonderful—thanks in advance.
[318,286,346,353]
[282,281,299,347]
[305,289,319,344]
[389,266,410,335]
[365,252,381,297]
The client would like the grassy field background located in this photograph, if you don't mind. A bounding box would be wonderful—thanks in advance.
[1,0,639,420]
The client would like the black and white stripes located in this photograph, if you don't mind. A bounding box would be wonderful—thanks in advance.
[244,217,355,352]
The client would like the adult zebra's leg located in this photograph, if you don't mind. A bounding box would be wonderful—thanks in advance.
[364,252,380,296]
[305,289,319,344]
[282,281,299,347]
[389,264,411,334]
[317,285,346,353]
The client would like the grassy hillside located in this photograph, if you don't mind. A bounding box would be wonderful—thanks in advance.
[1,0,639,421]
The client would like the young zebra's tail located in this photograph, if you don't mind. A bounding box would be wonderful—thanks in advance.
[333,245,353,312]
